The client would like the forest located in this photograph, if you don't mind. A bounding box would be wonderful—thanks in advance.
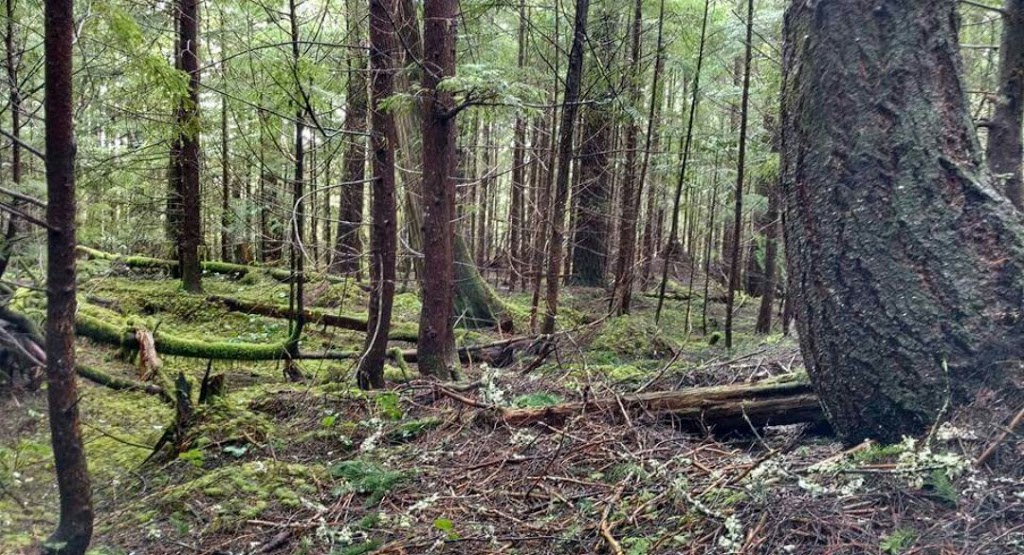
[1,0,1023,553]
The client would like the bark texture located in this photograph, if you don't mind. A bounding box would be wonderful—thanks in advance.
[330,0,368,277]
[358,0,399,390]
[417,0,458,379]
[542,0,589,334]
[986,0,1023,209]
[782,0,1024,443]
[177,0,202,293]
[43,0,94,550]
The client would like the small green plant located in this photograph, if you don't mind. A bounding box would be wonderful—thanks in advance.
[512,392,562,408]
[330,459,408,505]
[433,517,459,539]
[374,393,403,420]
[880,527,917,554]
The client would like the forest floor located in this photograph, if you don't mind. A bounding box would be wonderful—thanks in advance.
[1,257,1023,555]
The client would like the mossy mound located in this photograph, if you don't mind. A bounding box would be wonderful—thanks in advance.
[590,314,677,360]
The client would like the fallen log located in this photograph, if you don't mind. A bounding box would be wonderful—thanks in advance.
[497,377,826,432]
[74,312,537,367]
[206,294,419,342]
[76,364,173,404]
[77,246,345,284]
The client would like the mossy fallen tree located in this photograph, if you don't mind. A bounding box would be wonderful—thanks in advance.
[75,313,294,360]
[76,364,173,404]
[77,246,345,284]
[75,311,539,367]
[497,376,826,432]
[206,295,419,342]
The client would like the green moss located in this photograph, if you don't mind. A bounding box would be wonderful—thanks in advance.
[591,315,676,359]
[512,392,562,408]
[387,417,442,443]
[156,461,324,528]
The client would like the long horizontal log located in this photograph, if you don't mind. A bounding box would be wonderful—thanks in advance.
[206,295,418,342]
[499,377,826,431]
[77,246,344,284]
[76,364,173,404]
[74,312,536,367]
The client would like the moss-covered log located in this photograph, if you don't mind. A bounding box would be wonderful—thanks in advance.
[75,313,292,360]
[498,376,825,431]
[77,246,344,284]
[76,365,173,404]
[206,294,419,342]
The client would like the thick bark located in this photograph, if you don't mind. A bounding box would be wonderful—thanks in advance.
[724,0,754,349]
[358,0,399,390]
[417,0,458,380]
[986,0,1023,209]
[43,0,94,550]
[330,0,368,277]
[177,0,202,293]
[542,0,589,334]
[570,8,615,287]
[782,0,1024,443]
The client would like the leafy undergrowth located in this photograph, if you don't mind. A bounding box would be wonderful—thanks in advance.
[2,271,1023,554]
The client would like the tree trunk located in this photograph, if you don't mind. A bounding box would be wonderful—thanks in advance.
[541,0,589,334]
[417,0,458,380]
[43,0,94,550]
[655,0,710,324]
[781,0,1024,443]
[358,0,399,390]
[330,0,367,277]
[986,0,1023,209]
[0,0,22,281]
[570,7,614,288]
[177,0,202,293]
[755,176,780,334]
[724,0,754,349]
[509,0,527,290]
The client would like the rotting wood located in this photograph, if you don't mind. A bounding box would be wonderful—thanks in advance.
[495,377,826,432]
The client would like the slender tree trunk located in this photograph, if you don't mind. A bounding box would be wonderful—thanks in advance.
[701,170,719,336]
[331,0,368,277]
[724,0,753,349]
[637,0,667,289]
[357,0,399,390]
[655,0,710,324]
[220,56,231,262]
[986,0,1023,208]
[43,0,94,550]
[0,0,21,280]
[417,0,458,380]
[755,175,779,334]
[782,0,1024,442]
[177,0,202,293]
[541,0,589,334]
[509,0,527,290]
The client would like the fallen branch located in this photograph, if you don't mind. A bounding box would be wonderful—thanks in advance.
[77,246,345,284]
[76,364,173,404]
[498,376,826,432]
[207,294,418,342]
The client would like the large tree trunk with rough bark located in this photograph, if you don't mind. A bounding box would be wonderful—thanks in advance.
[417,0,458,380]
[357,0,399,390]
[570,7,614,288]
[781,0,1024,443]
[986,0,1023,209]
[43,0,94,551]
